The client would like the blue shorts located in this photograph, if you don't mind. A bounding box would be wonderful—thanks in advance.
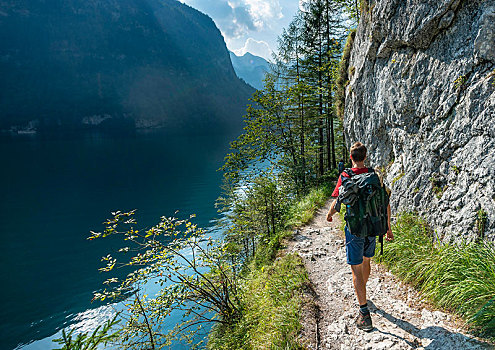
[345,226,376,265]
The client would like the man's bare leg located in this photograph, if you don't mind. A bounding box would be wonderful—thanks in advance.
[351,257,373,330]
[351,257,371,304]
[351,262,367,306]
[362,256,371,285]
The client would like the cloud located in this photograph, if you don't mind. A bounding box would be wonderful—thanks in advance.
[233,37,273,61]
[184,0,283,39]
[243,0,283,30]
[228,3,257,37]
[184,0,256,39]
[181,0,298,59]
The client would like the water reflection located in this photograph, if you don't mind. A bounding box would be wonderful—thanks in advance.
[0,129,235,349]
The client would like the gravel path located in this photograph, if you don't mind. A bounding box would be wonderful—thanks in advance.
[287,200,494,350]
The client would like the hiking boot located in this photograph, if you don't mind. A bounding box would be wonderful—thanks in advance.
[355,312,373,332]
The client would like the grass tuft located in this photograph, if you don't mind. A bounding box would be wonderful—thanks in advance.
[286,184,333,228]
[376,213,495,336]
[208,254,308,349]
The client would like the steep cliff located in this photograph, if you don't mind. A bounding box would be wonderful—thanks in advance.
[344,0,495,241]
[0,0,254,132]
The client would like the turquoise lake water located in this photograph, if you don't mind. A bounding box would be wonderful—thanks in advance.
[0,129,237,349]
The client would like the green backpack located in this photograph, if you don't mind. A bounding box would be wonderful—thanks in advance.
[336,168,390,254]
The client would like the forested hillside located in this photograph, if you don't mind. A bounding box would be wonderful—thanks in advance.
[0,0,253,132]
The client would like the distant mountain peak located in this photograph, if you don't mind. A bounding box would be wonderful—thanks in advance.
[229,51,270,90]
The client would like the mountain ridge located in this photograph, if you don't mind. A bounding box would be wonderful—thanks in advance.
[0,0,254,132]
[230,51,270,90]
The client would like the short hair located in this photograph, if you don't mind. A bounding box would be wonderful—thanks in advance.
[350,142,367,162]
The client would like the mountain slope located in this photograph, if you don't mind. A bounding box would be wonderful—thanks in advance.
[0,0,254,132]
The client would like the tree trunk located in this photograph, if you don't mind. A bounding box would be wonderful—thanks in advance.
[270,190,275,237]
[331,110,336,168]
[326,1,336,170]
[326,106,332,170]
[296,46,306,188]
[264,194,270,237]
[318,29,324,177]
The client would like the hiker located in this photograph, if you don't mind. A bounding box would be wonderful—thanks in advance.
[338,159,345,175]
[326,142,393,331]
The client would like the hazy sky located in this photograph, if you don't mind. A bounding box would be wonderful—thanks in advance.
[180,0,303,61]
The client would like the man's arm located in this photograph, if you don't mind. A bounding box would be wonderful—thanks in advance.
[386,203,394,241]
[326,199,338,222]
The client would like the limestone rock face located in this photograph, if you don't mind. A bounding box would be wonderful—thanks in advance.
[344,0,495,241]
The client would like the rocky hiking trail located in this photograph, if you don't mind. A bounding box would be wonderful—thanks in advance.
[287,200,494,350]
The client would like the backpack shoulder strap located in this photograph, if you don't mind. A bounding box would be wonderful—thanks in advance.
[343,168,355,177]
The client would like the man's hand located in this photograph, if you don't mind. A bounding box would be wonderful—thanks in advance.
[326,212,333,222]
[386,228,394,241]
[326,199,337,222]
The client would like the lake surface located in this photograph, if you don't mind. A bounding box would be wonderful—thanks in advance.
[0,129,237,349]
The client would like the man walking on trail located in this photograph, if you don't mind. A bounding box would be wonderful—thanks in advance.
[326,142,393,331]
[338,159,345,175]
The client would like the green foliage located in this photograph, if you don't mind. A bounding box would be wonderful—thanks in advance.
[252,229,294,269]
[452,165,461,175]
[477,209,488,239]
[89,211,242,349]
[349,65,356,77]
[85,177,332,349]
[432,185,447,199]
[336,29,356,119]
[391,172,405,186]
[223,1,351,194]
[208,254,308,350]
[360,0,370,13]
[338,205,347,233]
[209,180,333,348]
[376,213,495,336]
[429,173,447,199]
[52,315,120,350]
[218,173,291,268]
[81,2,363,348]
[335,0,366,23]
[221,76,310,193]
[454,75,467,90]
[286,184,334,228]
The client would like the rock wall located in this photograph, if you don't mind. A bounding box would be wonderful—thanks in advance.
[344,0,495,241]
